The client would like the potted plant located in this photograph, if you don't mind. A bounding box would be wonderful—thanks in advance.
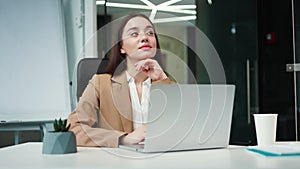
[42,118,77,154]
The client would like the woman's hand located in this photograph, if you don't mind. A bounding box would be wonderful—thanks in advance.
[120,124,146,145]
[134,59,167,81]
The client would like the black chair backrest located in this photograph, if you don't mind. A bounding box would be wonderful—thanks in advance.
[76,58,108,101]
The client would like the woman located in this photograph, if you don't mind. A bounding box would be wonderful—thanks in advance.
[67,13,175,148]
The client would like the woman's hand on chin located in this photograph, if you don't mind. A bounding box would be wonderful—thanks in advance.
[134,59,167,81]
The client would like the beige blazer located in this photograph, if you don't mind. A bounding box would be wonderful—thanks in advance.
[68,71,175,148]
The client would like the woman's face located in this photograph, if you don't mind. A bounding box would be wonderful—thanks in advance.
[120,17,157,63]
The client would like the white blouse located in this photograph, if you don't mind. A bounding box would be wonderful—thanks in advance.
[126,72,151,130]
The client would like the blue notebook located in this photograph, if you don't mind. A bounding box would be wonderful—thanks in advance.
[247,144,300,157]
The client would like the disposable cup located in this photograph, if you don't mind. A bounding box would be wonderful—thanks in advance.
[253,114,278,146]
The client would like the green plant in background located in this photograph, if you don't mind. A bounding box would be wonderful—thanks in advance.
[53,118,70,132]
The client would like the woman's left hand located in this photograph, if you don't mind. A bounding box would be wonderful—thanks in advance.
[134,59,167,81]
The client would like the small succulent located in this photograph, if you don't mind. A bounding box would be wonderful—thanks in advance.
[53,118,70,132]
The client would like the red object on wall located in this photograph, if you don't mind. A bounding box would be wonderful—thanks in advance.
[265,32,276,44]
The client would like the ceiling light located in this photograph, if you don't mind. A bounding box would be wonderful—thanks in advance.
[157,0,182,7]
[96,0,105,5]
[157,8,196,15]
[207,0,213,5]
[153,15,196,23]
[163,5,196,10]
[140,0,155,8]
[105,2,151,10]
[96,0,197,23]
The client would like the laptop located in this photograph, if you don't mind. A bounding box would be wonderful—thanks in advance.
[119,84,235,153]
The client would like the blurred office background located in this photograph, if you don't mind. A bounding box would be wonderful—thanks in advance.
[0,0,299,147]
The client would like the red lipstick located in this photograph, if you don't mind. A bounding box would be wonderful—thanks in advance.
[139,44,152,50]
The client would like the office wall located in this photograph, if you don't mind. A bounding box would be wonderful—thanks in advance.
[62,0,84,109]
[63,0,97,109]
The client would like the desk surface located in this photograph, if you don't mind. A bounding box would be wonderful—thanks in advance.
[0,142,299,169]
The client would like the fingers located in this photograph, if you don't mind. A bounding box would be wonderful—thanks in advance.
[134,59,167,81]
[123,125,146,145]
[134,59,157,72]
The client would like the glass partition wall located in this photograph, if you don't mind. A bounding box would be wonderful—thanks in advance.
[197,0,259,145]
[197,0,299,144]
[285,0,299,141]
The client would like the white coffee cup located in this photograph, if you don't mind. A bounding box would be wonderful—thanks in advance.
[253,114,278,146]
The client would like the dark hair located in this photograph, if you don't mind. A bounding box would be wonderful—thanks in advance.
[101,13,162,75]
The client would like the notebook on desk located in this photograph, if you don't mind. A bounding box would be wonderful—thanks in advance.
[247,142,300,156]
[119,84,236,153]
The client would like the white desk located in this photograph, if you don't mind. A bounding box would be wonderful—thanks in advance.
[0,142,299,169]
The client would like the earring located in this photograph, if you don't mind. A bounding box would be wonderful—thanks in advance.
[120,48,126,54]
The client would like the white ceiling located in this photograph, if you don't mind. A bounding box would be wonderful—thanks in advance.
[96,0,196,25]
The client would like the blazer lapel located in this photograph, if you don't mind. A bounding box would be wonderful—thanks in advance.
[111,71,133,132]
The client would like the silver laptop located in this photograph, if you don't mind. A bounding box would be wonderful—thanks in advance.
[119,84,235,153]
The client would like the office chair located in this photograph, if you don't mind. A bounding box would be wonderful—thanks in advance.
[76,58,108,101]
